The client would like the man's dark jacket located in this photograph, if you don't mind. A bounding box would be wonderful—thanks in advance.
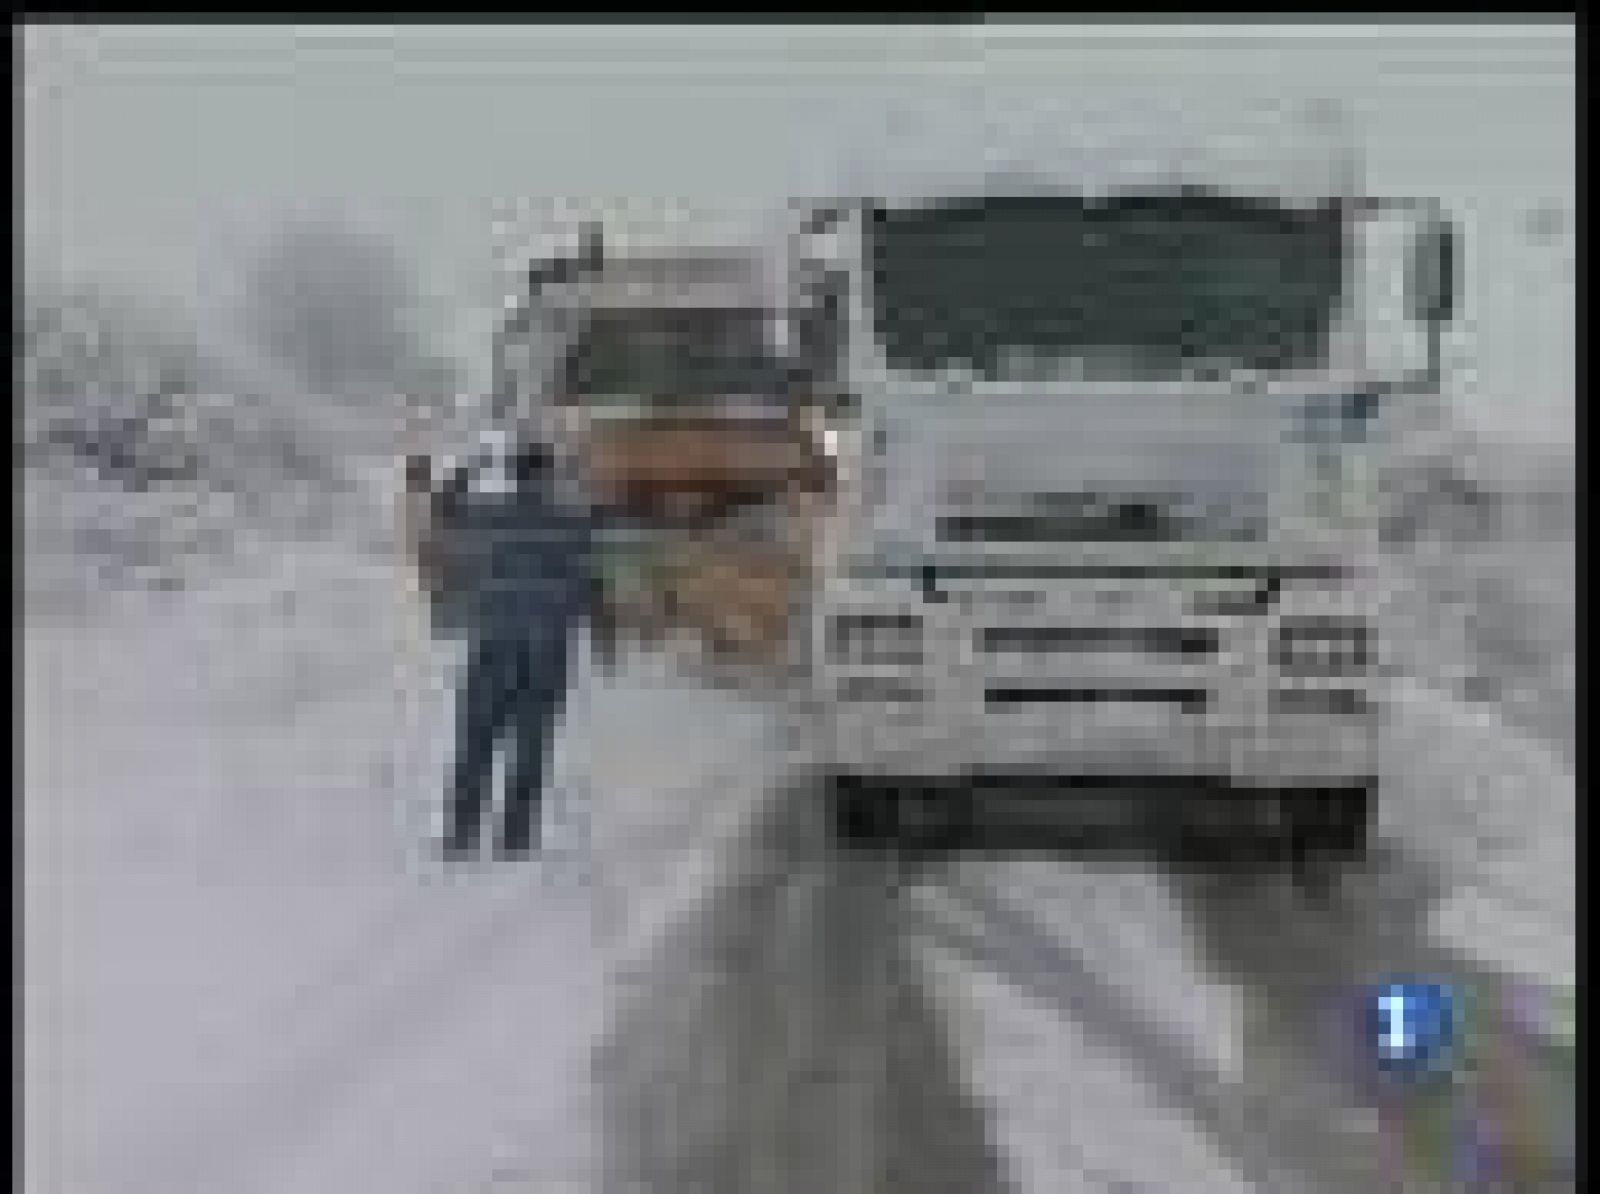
[429,447,595,641]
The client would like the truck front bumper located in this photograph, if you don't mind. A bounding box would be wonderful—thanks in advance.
[816,693,1378,790]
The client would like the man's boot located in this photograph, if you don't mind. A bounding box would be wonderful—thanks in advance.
[498,792,542,858]
[440,794,488,860]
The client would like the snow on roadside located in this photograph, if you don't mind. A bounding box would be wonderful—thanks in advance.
[1384,679,1576,992]
[1379,439,1576,763]
[22,545,573,1193]
[22,519,800,1194]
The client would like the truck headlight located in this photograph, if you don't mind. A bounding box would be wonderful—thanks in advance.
[1272,617,1373,675]
[837,676,926,703]
[1186,574,1279,617]
[828,612,924,665]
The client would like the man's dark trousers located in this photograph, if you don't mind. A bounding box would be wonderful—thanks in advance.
[444,621,576,855]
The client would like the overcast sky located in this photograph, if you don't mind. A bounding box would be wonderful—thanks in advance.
[20,22,1575,447]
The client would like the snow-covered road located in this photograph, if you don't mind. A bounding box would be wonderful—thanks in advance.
[22,538,1574,1193]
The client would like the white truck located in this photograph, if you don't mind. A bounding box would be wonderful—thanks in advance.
[791,107,1458,858]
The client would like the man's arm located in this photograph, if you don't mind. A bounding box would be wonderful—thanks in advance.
[405,451,483,637]
[400,453,435,596]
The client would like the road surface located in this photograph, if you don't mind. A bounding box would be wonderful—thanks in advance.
[22,536,1574,1193]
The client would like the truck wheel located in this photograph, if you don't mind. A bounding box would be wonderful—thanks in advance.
[1288,782,1375,877]
[894,782,973,850]
[830,776,896,846]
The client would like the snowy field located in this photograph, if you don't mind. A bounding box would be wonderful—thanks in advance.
[21,530,790,1194]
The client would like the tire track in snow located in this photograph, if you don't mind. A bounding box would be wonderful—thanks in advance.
[912,872,1320,1194]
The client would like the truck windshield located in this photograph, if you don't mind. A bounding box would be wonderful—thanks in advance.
[869,189,1347,378]
[564,308,789,407]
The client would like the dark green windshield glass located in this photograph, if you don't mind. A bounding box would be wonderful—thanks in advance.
[869,189,1347,377]
[564,308,788,405]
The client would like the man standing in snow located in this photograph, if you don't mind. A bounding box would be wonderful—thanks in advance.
[424,426,596,860]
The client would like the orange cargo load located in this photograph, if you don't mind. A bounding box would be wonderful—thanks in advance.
[587,414,828,520]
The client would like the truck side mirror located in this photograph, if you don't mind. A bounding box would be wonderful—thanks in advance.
[1408,217,1459,326]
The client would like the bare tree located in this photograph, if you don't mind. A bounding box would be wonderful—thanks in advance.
[237,213,453,401]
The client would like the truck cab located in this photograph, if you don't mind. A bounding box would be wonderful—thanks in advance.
[532,245,834,668]
[793,113,1457,855]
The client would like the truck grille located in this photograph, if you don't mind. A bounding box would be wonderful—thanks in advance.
[1272,688,1372,716]
[985,686,1210,713]
[940,509,1185,544]
[980,626,1219,658]
[856,560,1341,583]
